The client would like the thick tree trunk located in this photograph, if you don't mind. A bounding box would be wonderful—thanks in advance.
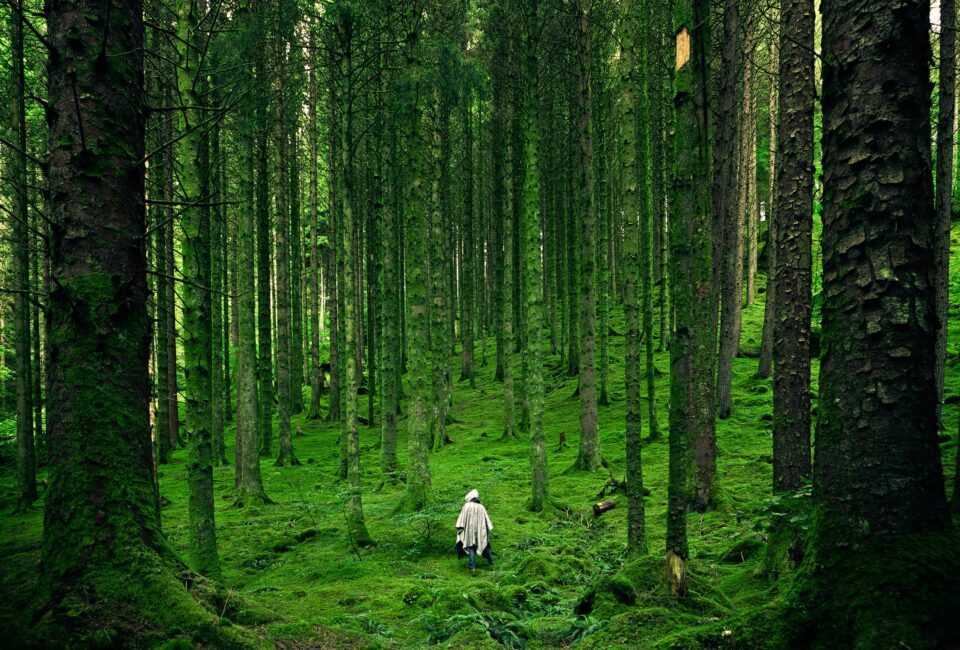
[772,0,813,493]
[640,0,659,441]
[502,134,517,440]
[791,2,960,645]
[399,17,432,511]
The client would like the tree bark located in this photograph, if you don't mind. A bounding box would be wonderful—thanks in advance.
[791,2,960,645]
[772,0,813,493]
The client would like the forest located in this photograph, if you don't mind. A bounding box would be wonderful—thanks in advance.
[0,0,959,647]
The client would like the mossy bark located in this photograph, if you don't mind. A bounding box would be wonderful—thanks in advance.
[235,2,269,507]
[786,2,960,645]
[573,0,601,473]
[640,0,659,442]
[176,0,220,580]
[38,1,254,642]
[502,130,517,441]
[620,0,646,555]
[399,15,432,511]
[668,0,713,596]
[519,0,547,513]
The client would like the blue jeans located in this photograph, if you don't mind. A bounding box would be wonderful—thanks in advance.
[467,545,494,570]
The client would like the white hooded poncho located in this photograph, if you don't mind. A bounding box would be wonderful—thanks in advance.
[456,490,493,555]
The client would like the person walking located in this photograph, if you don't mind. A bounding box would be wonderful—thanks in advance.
[455,489,494,573]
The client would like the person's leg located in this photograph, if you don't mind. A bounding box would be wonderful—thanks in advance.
[468,546,477,571]
[482,546,494,567]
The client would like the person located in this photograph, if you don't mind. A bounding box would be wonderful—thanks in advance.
[455,489,494,573]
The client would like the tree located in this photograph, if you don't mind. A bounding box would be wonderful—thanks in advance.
[39,0,246,640]
[772,0,813,492]
[620,0,646,554]
[176,0,220,579]
[713,0,742,420]
[519,0,547,512]
[399,8,432,511]
[935,0,956,423]
[573,0,601,473]
[234,0,269,506]
[668,0,713,595]
[788,2,960,645]
[10,0,36,513]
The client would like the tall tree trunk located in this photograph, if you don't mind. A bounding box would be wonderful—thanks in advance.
[235,3,269,504]
[308,20,324,421]
[791,3,960,644]
[176,0,220,579]
[621,0,647,555]
[502,125,517,440]
[210,78,227,467]
[520,0,547,513]
[758,26,779,380]
[256,75,275,456]
[936,0,956,425]
[399,16,432,511]
[273,10,298,468]
[460,84,476,386]
[668,0,713,595]
[573,0,600,473]
[713,0,742,421]
[11,0,36,512]
[772,0,813,492]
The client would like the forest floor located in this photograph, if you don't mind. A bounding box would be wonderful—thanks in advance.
[2,247,959,649]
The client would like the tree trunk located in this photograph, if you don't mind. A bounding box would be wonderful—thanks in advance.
[758,26,779,380]
[176,0,220,579]
[620,0,647,555]
[668,0,714,595]
[713,0,742,421]
[772,0,813,493]
[935,0,956,425]
[791,3,960,645]
[307,19,324,421]
[11,0,36,512]
[573,0,600,473]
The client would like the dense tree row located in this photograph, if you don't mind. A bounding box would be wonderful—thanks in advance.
[1,0,958,645]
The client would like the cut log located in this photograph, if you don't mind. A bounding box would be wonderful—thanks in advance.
[593,499,617,516]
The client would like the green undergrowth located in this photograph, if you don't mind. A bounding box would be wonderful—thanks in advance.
[1,228,959,648]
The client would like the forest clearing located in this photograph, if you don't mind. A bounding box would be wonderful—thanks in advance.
[1,0,960,647]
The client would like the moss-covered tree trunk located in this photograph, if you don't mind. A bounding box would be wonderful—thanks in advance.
[502,131,517,441]
[39,3,254,639]
[573,0,600,473]
[620,0,646,554]
[399,14,432,511]
[460,82,476,387]
[11,0,36,513]
[518,0,547,513]
[772,0,813,493]
[789,2,960,644]
[234,2,269,506]
[176,0,220,579]
[668,0,713,596]
[307,19,324,421]
[640,0,659,441]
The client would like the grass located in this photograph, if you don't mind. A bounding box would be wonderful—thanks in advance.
[1,232,958,648]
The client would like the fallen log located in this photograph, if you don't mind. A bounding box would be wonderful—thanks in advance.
[593,499,617,516]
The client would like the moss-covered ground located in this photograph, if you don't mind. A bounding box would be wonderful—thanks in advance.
[1,234,958,648]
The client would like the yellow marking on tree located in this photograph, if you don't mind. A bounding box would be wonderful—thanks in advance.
[676,27,691,70]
